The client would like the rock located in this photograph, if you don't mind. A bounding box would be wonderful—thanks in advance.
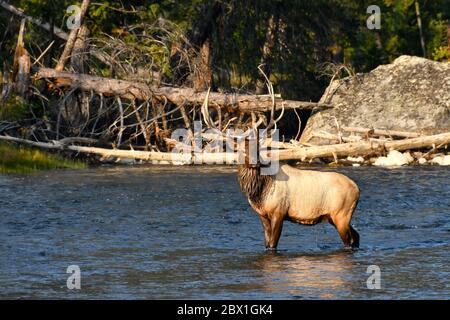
[431,155,450,166]
[412,152,423,159]
[418,158,427,165]
[116,157,136,165]
[347,156,364,163]
[301,55,450,144]
[373,150,414,167]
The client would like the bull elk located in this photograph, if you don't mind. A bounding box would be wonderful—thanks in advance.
[201,84,360,250]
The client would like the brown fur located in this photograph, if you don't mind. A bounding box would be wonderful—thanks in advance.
[237,164,273,209]
[237,163,360,250]
[236,135,360,250]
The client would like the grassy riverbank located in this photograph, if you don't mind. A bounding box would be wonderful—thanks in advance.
[0,142,85,174]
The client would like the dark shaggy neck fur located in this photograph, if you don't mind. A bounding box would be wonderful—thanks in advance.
[237,164,273,208]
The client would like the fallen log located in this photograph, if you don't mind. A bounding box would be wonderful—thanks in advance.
[0,135,63,149]
[2,132,448,166]
[154,87,331,112]
[342,126,421,138]
[312,131,361,143]
[0,135,238,164]
[68,145,239,164]
[200,132,301,149]
[277,132,450,161]
[311,131,389,143]
[35,68,332,113]
[36,67,151,100]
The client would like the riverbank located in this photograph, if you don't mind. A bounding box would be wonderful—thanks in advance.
[0,142,85,174]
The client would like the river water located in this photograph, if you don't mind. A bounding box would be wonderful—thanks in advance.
[0,165,448,299]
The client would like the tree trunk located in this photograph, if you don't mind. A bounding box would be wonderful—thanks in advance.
[12,19,30,99]
[256,14,278,94]
[170,1,221,87]
[414,0,426,57]
[55,0,90,71]
[193,39,213,91]
[36,68,333,113]
[447,21,450,60]
[62,24,90,131]
[375,31,383,50]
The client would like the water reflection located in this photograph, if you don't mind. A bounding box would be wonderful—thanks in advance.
[254,250,356,298]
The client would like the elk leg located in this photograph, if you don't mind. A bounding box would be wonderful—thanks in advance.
[268,215,284,250]
[259,215,272,248]
[349,226,360,248]
[333,220,360,248]
[347,199,360,248]
[330,215,351,247]
[337,224,351,247]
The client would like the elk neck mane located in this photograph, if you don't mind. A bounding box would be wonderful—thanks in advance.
[237,164,273,208]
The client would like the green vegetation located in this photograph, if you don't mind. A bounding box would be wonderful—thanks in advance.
[1,0,449,100]
[0,95,31,121]
[0,142,85,174]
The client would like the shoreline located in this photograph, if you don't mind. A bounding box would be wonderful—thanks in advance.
[0,142,85,174]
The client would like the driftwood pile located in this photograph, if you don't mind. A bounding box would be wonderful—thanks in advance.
[0,0,449,166]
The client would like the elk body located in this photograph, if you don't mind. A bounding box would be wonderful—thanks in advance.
[237,161,360,249]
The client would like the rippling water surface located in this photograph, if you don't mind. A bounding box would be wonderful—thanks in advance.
[0,165,448,299]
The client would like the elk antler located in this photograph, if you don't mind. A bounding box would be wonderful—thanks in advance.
[257,64,284,138]
[201,66,284,141]
[201,87,263,140]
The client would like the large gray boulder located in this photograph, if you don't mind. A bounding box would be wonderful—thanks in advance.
[301,55,450,144]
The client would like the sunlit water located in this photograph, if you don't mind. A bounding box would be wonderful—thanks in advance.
[0,165,448,299]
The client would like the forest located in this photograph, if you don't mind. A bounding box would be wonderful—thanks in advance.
[0,0,449,170]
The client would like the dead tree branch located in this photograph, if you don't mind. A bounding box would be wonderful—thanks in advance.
[35,68,333,112]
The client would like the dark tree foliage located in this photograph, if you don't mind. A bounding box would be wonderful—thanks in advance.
[0,0,449,101]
